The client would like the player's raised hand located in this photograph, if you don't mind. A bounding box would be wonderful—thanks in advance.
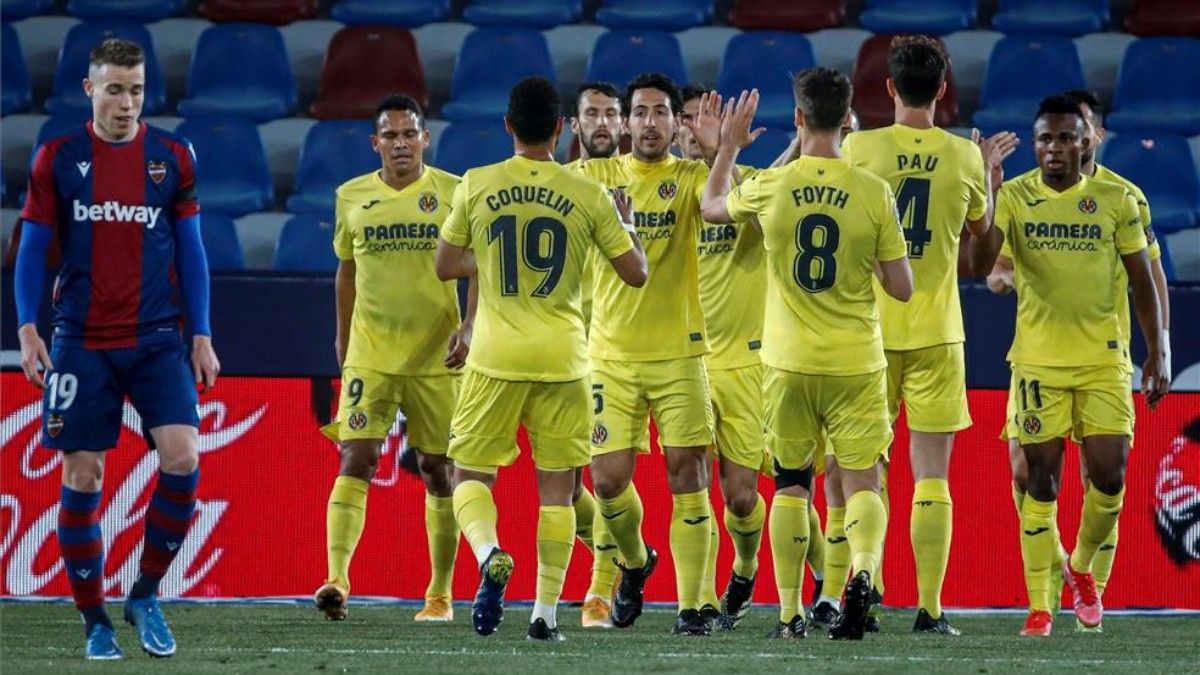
[719,89,766,151]
[612,187,634,225]
[975,129,1020,187]
[444,322,472,369]
[1142,349,1170,410]
[191,335,220,394]
[682,91,723,160]
[17,324,53,389]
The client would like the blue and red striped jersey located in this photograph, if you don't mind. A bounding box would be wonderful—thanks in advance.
[21,121,201,349]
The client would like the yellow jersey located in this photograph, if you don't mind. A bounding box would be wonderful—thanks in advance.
[994,172,1146,368]
[576,154,709,361]
[726,155,908,376]
[441,156,634,381]
[842,124,988,350]
[698,165,764,371]
[563,158,595,326]
[334,167,461,376]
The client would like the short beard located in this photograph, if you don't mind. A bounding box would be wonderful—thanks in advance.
[582,135,617,159]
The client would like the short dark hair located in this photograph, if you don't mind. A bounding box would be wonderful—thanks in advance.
[375,94,425,129]
[571,81,621,115]
[888,35,948,108]
[1035,94,1085,123]
[508,76,561,144]
[623,72,683,117]
[1062,89,1103,126]
[792,67,852,132]
[680,84,708,105]
[89,38,144,70]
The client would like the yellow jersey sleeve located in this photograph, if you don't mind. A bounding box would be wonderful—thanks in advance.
[333,189,354,260]
[1115,190,1149,255]
[441,177,471,247]
[876,184,908,261]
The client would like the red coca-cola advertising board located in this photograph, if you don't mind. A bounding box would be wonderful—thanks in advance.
[2,373,1198,608]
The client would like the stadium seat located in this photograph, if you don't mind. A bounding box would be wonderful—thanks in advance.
[738,127,791,169]
[441,28,556,122]
[726,0,844,32]
[177,24,297,122]
[433,121,512,176]
[1100,134,1200,236]
[970,37,1086,131]
[587,30,687,93]
[273,213,339,273]
[975,129,1036,177]
[33,115,89,161]
[331,0,450,27]
[1125,0,1200,37]
[1156,233,1178,280]
[851,34,960,129]
[198,0,318,25]
[716,32,815,129]
[44,22,167,117]
[989,0,1108,37]
[1105,38,1200,136]
[67,0,185,22]
[463,0,582,30]
[310,26,428,119]
[595,0,713,32]
[2,23,32,117]
[287,120,379,214]
[857,0,976,35]
[199,212,245,272]
[177,117,275,217]
[0,0,51,20]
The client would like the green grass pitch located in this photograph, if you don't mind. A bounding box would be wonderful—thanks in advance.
[2,602,1199,673]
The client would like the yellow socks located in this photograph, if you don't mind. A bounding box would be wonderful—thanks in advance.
[326,476,369,590]
[769,494,810,622]
[822,506,850,595]
[844,490,887,580]
[1071,486,1124,575]
[536,505,575,608]
[725,493,765,579]
[423,494,458,599]
[1020,496,1058,612]
[670,490,712,612]
[1094,523,1118,595]
[587,511,620,600]
[699,500,720,609]
[911,478,953,618]
[804,503,824,583]
[573,488,596,551]
[875,470,889,597]
[452,479,499,564]
[597,483,647,569]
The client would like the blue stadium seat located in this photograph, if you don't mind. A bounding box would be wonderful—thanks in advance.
[977,129,1037,177]
[586,30,686,93]
[596,0,712,31]
[441,28,556,122]
[433,122,512,176]
[177,24,297,122]
[198,212,245,272]
[857,0,976,35]
[33,115,91,165]
[1106,38,1200,136]
[1156,233,1177,281]
[738,128,791,169]
[2,23,32,116]
[1100,133,1200,235]
[971,37,1086,131]
[45,22,167,117]
[274,213,339,273]
[331,0,450,27]
[177,117,274,217]
[287,120,379,214]
[0,0,52,20]
[990,0,1108,36]
[717,32,815,129]
[463,0,581,29]
[67,0,186,22]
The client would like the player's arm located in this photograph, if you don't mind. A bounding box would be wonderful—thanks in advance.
[14,220,54,388]
[877,257,913,301]
[606,187,647,287]
[1124,248,1168,408]
[986,253,1015,295]
[769,135,801,168]
[436,178,476,281]
[334,259,355,367]
[700,90,764,225]
[965,129,1020,236]
[1150,256,1172,378]
[445,264,477,369]
[174,214,220,392]
[875,187,913,301]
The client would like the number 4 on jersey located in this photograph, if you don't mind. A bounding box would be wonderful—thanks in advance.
[896,177,932,259]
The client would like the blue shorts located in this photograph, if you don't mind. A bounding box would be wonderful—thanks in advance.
[42,339,200,451]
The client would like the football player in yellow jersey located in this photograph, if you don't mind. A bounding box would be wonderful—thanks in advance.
[435,77,648,641]
[838,35,1018,636]
[988,89,1173,633]
[675,84,771,631]
[574,72,726,636]
[314,95,474,623]
[970,95,1169,637]
[702,70,914,640]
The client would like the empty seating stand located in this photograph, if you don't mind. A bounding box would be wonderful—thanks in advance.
[717,32,815,129]
[989,0,1108,37]
[441,27,556,122]
[586,30,687,93]
[1105,37,1200,136]
[198,0,318,25]
[310,26,428,119]
[726,0,844,32]
[177,24,297,122]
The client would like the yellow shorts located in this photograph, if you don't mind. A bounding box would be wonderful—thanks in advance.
[321,366,458,454]
[1006,363,1134,445]
[448,368,591,472]
[591,356,715,455]
[763,366,892,472]
[886,343,972,433]
[708,364,771,474]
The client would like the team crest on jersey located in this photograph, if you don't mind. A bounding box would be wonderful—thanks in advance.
[657,180,678,201]
[418,192,439,213]
[47,414,65,438]
[1077,197,1098,214]
[147,160,168,184]
[348,411,368,431]
[592,422,609,445]
[1022,415,1042,436]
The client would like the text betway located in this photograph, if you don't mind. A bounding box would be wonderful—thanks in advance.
[73,200,162,228]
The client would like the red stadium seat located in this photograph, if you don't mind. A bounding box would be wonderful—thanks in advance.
[850,35,960,129]
[726,0,844,32]
[198,0,318,25]
[310,26,428,119]
[1125,0,1200,37]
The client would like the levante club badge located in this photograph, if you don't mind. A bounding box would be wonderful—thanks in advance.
[46,414,65,438]
[147,160,167,184]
